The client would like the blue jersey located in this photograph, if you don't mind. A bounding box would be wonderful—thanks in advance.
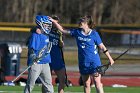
[49,31,65,70]
[70,28,102,74]
[27,32,51,65]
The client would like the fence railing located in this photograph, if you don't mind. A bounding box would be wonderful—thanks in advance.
[0,22,140,46]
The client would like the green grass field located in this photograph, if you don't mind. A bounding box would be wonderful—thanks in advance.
[1,47,139,93]
[0,86,140,93]
[20,48,140,66]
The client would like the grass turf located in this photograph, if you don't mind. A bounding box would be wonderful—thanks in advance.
[0,86,140,93]
[20,48,140,67]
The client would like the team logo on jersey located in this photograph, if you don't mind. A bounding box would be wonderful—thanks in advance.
[49,33,59,39]
[78,36,91,42]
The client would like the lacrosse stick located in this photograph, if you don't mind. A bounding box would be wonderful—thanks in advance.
[96,47,132,75]
[7,42,52,86]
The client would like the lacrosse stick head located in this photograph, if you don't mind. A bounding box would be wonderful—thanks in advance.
[96,63,110,75]
[38,42,52,57]
[35,15,52,34]
[35,42,52,62]
[46,42,52,53]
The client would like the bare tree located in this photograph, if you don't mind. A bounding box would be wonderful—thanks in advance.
[0,0,140,24]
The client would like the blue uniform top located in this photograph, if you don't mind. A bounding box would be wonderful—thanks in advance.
[27,32,51,65]
[49,31,65,70]
[70,28,102,64]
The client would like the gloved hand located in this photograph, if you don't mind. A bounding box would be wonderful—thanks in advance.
[59,41,64,48]
[29,54,38,64]
[33,57,40,63]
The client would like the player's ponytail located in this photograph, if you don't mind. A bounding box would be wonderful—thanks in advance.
[85,15,95,29]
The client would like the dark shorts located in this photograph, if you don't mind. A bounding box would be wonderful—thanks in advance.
[79,61,101,75]
[49,61,65,71]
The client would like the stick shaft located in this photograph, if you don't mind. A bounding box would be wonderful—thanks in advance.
[114,47,132,61]
[12,66,31,82]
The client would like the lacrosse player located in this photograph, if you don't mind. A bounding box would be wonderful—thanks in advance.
[24,15,54,93]
[42,15,66,93]
[49,15,67,93]
[50,15,114,93]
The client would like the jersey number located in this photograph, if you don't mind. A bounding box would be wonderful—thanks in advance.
[52,39,58,45]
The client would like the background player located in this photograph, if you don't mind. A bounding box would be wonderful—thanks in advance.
[44,15,66,93]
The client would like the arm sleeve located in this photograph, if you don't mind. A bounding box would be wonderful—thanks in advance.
[94,31,102,46]
[28,33,40,50]
[69,29,76,37]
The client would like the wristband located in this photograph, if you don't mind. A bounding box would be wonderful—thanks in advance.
[103,50,108,53]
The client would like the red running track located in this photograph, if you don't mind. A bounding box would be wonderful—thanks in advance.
[4,71,140,86]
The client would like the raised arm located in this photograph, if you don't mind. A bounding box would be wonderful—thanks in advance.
[49,17,70,34]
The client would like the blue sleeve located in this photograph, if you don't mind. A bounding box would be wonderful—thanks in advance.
[28,33,40,50]
[69,29,77,37]
[94,31,102,45]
